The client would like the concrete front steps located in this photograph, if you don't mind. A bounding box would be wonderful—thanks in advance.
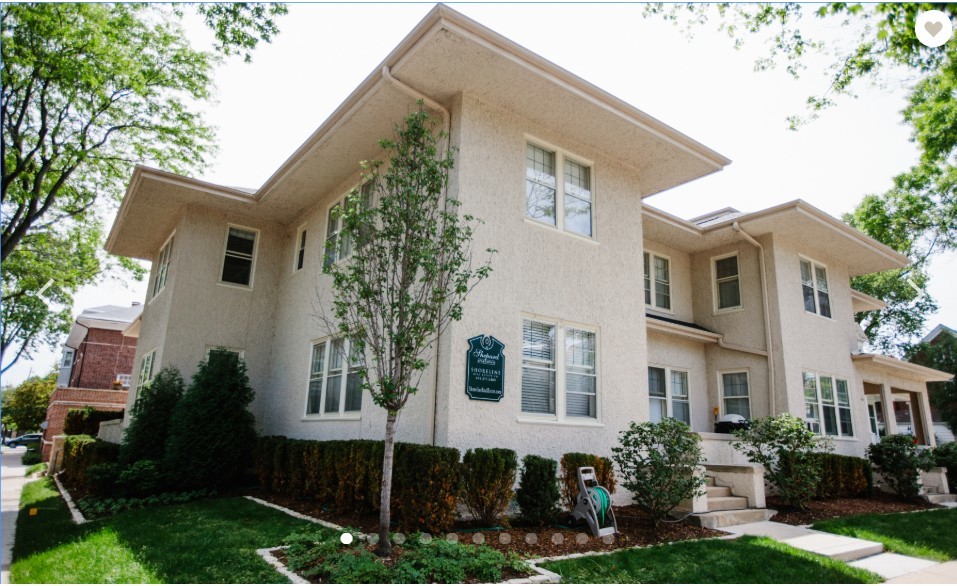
[924,493,957,505]
[688,477,775,529]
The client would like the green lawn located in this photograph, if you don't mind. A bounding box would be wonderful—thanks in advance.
[814,508,957,562]
[541,536,882,584]
[24,461,46,476]
[12,477,327,583]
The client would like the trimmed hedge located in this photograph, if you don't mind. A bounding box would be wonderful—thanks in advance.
[815,453,873,498]
[61,434,120,492]
[516,454,560,526]
[63,407,124,437]
[934,442,957,492]
[255,436,459,532]
[461,447,518,526]
[559,452,617,511]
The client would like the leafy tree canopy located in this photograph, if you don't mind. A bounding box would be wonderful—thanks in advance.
[1,371,55,432]
[906,331,957,437]
[1,3,286,373]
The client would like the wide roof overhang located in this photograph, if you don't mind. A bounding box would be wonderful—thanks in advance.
[852,353,953,383]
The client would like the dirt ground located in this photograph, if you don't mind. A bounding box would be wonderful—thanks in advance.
[768,493,941,525]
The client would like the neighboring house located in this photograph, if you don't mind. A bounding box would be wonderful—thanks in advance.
[105,6,950,486]
[41,304,141,461]
[914,324,957,444]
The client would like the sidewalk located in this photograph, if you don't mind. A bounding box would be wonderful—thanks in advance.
[1,447,30,583]
[724,519,957,583]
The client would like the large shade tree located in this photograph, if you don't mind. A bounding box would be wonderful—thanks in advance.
[0,3,287,373]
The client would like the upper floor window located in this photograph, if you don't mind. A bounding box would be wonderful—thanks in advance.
[804,372,853,437]
[152,234,174,298]
[643,251,671,311]
[648,366,690,425]
[324,182,374,270]
[306,337,364,416]
[221,226,257,287]
[800,258,831,318]
[294,225,307,272]
[525,142,593,238]
[136,349,156,394]
[714,254,741,311]
[721,371,750,419]
[521,318,598,420]
[61,348,75,369]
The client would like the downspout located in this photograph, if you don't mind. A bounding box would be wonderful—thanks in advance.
[732,222,776,416]
[380,66,451,446]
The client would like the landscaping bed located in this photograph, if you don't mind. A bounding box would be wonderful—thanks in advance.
[769,493,940,525]
[246,491,723,558]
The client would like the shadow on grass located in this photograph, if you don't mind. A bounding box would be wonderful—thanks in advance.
[813,507,957,562]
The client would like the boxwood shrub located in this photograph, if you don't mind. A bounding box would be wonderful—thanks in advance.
[461,447,517,526]
[61,434,120,492]
[815,453,872,498]
[515,454,560,526]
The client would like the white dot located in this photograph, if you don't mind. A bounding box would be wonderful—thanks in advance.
[340,532,354,545]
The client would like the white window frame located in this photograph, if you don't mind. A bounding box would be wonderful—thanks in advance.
[799,256,832,319]
[712,252,743,313]
[523,138,596,240]
[303,337,364,420]
[61,347,75,369]
[323,181,375,270]
[647,364,692,425]
[116,373,132,389]
[152,232,175,299]
[293,223,308,272]
[803,371,854,438]
[219,224,259,289]
[719,369,751,419]
[519,315,601,425]
[133,349,157,408]
[643,249,673,313]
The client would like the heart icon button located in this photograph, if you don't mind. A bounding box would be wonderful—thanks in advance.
[916,10,952,47]
[925,21,944,37]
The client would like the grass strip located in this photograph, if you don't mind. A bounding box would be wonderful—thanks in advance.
[814,507,957,562]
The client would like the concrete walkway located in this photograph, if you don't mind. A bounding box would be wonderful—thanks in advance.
[1,446,29,583]
[724,519,957,583]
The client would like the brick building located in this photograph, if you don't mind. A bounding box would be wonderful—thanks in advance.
[42,304,141,461]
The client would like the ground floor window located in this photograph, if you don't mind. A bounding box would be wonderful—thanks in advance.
[521,318,598,420]
[306,338,363,416]
[721,371,751,419]
[648,366,690,425]
[803,371,853,437]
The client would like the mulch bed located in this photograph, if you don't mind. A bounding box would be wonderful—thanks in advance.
[769,493,941,526]
[247,491,723,558]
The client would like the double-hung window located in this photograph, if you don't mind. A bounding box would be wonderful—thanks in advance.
[521,319,599,420]
[306,337,363,417]
[134,349,156,409]
[721,371,751,419]
[804,371,853,437]
[153,235,174,298]
[525,142,593,238]
[648,366,691,425]
[221,226,257,286]
[800,258,831,318]
[643,251,671,311]
[714,254,741,311]
[294,225,307,271]
[324,182,375,270]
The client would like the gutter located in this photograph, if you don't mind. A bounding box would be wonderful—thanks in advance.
[732,222,777,415]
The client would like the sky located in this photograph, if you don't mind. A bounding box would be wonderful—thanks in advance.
[5,2,956,385]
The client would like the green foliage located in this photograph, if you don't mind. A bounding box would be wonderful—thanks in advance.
[76,489,214,518]
[815,453,873,499]
[867,434,936,499]
[163,351,256,490]
[84,462,119,496]
[732,414,829,510]
[933,442,957,491]
[392,443,462,533]
[63,407,123,436]
[120,367,185,465]
[612,418,704,526]
[907,334,957,437]
[117,460,165,498]
[2,372,55,432]
[60,435,120,492]
[460,447,517,526]
[21,449,41,466]
[515,454,560,526]
[815,508,957,562]
[560,452,617,511]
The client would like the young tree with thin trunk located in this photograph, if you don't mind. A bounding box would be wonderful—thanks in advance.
[323,105,493,557]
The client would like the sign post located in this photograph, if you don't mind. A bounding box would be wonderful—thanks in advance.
[465,335,505,401]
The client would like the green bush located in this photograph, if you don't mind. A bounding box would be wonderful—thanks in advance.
[21,449,41,466]
[117,460,165,497]
[867,434,936,499]
[120,367,185,465]
[934,442,957,492]
[392,443,461,533]
[85,462,120,495]
[163,350,257,490]
[515,454,560,526]
[76,489,214,518]
[732,413,828,510]
[815,453,872,498]
[613,418,704,527]
[61,435,120,492]
[560,452,617,511]
[63,407,124,437]
[461,447,517,526]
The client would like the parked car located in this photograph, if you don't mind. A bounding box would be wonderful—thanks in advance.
[4,433,42,448]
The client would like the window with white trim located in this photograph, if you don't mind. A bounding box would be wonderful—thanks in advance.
[294,225,307,272]
[152,235,174,298]
[714,253,741,311]
[306,337,363,416]
[324,182,374,270]
[116,374,132,389]
[61,348,75,369]
[221,226,257,286]
[521,319,598,420]
[800,258,831,318]
[721,371,751,419]
[136,350,155,394]
[525,142,593,237]
[648,366,691,425]
[643,251,671,311]
[803,372,853,437]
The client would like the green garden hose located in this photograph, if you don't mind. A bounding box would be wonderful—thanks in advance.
[587,486,611,525]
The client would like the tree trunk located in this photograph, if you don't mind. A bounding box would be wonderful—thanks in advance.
[376,411,399,557]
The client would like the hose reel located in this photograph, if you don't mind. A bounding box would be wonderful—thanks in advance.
[571,467,618,538]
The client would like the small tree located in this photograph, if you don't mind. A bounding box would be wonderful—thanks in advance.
[867,434,936,499]
[324,106,493,556]
[731,413,830,510]
[3,372,55,432]
[612,418,704,527]
[163,351,256,490]
[120,367,185,465]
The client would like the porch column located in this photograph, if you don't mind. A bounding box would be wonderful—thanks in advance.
[917,390,937,447]
[880,378,897,435]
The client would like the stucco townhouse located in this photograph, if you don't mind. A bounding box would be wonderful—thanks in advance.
[105,6,950,500]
